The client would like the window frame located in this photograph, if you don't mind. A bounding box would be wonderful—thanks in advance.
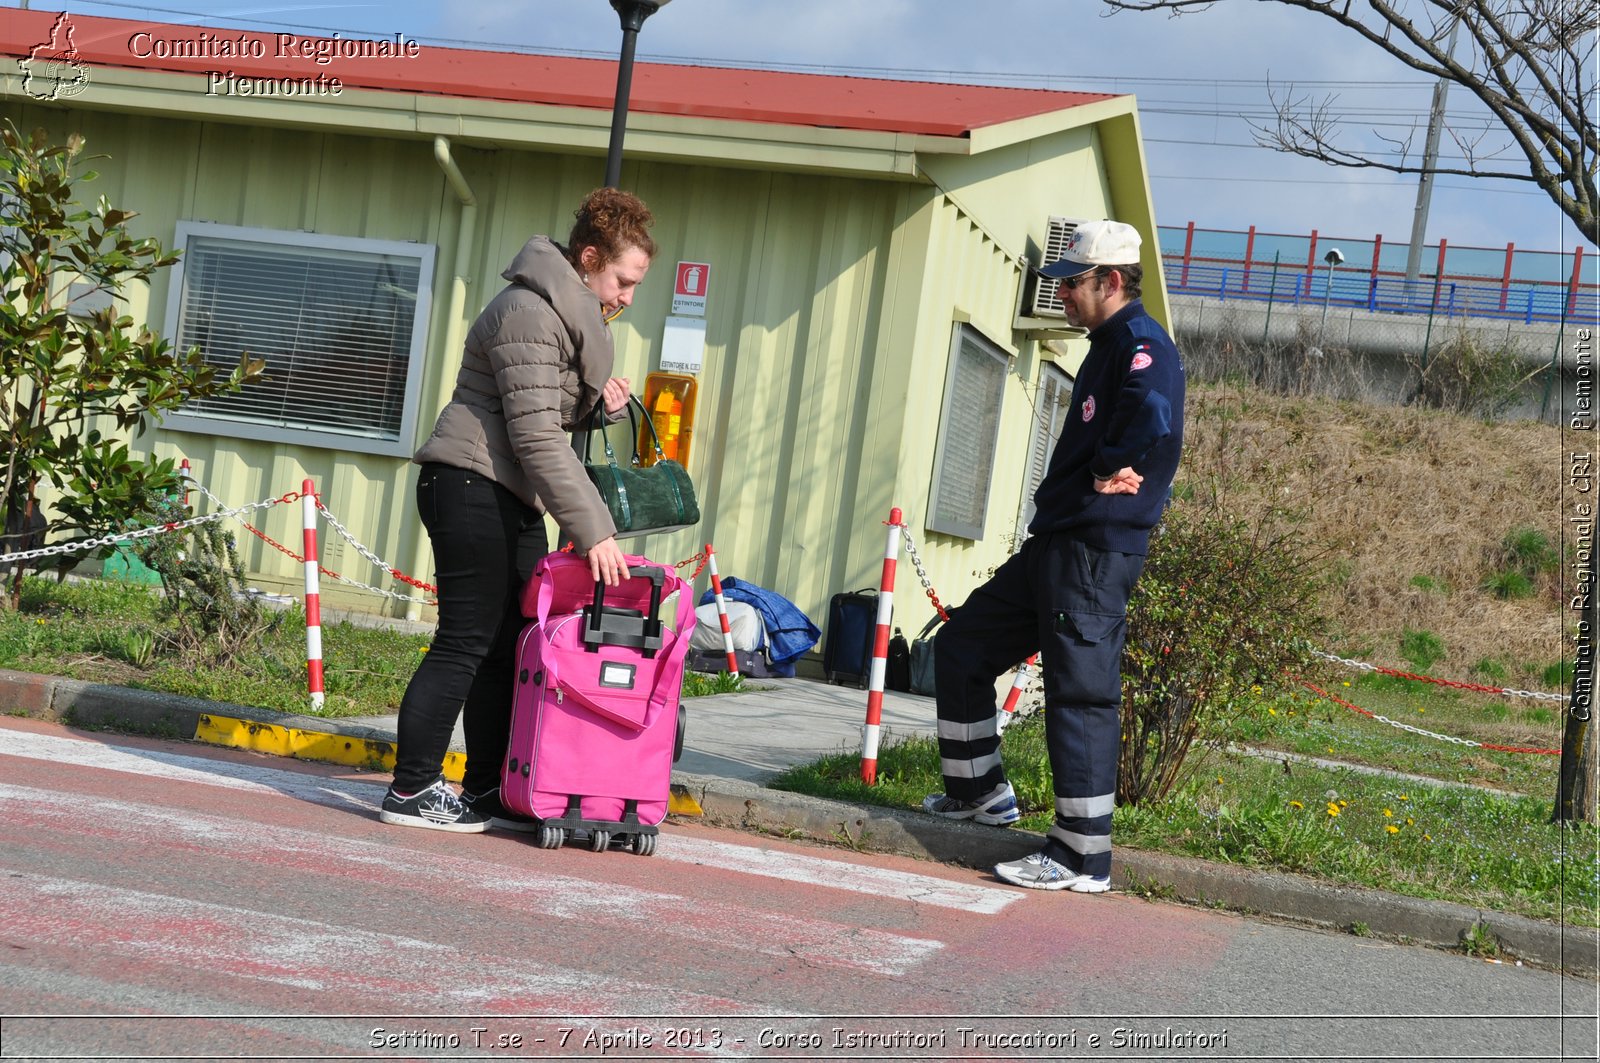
[926,322,1010,541]
[159,221,436,459]
[1016,360,1072,541]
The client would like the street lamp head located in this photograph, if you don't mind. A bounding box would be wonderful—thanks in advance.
[611,0,672,32]
[1324,248,1345,266]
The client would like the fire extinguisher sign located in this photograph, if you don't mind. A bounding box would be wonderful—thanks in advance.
[672,261,710,316]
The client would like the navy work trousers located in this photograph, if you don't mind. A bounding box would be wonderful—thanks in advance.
[932,531,1143,878]
[393,463,549,795]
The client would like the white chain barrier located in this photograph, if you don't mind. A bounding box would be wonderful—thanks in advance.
[896,523,947,621]
[1364,713,1483,748]
[1299,674,1559,754]
[0,493,295,566]
[312,498,435,605]
[187,475,434,606]
[1310,647,1570,703]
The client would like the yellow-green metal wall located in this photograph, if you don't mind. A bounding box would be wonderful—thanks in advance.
[13,98,1143,646]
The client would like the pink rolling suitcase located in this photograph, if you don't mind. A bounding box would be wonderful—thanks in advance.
[502,551,695,855]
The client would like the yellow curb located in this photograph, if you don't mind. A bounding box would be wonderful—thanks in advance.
[193,713,465,782]
[190,713,692,807]
[669,784,703,817]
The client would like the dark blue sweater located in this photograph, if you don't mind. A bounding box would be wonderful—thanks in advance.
[1029,300,1185,555]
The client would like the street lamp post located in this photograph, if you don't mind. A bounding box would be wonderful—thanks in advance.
[1317,247,1344,350]
[604,0,672,189]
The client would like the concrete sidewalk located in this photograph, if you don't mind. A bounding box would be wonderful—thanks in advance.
[342,672,942,785]
[3,665,1595,977]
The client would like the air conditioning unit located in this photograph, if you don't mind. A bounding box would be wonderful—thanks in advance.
[1013,216,1087,336]
[1024,216,1082,318]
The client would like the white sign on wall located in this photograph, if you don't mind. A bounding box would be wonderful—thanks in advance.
[660,316,707,375]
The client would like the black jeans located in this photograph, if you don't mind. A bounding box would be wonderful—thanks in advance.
[392,463,549,795]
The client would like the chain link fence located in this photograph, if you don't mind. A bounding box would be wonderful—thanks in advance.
[1168,292,1574,423]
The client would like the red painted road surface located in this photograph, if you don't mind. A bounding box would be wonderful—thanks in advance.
[0,716,1593,1061]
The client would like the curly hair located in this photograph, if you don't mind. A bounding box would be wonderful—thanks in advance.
[566,188,657,270]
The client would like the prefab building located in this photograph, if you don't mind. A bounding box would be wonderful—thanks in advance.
[3,10,1168,653]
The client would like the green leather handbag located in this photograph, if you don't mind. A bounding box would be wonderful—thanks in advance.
[580,396,701,540]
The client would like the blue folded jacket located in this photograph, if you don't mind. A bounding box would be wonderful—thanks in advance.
[697,577,821,667]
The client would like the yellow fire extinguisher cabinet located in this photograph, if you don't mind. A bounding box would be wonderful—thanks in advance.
[638,372,697,469]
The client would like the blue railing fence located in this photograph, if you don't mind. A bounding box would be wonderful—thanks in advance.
[1159,224,1595,326]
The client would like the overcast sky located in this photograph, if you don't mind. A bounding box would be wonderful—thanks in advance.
[10,0,1593,258]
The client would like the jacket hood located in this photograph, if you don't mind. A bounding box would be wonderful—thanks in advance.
[501,235,611,402]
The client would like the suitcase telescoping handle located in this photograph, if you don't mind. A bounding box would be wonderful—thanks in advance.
[583,564,668,657]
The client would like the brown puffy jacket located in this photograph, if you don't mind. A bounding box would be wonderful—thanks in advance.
[413,236,617,550]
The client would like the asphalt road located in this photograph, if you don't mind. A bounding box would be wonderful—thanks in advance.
[0,716,1594,1062]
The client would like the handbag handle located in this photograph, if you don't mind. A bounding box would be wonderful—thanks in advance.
[580,395,671,467]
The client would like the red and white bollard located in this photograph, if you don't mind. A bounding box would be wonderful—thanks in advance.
[705,543,739,677]
[301,479,324,711]
[997,653,1039,732]
[860,507,903,786]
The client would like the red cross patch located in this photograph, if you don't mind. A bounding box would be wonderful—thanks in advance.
[1082,396,1096,422]
[1131,352,1153,371]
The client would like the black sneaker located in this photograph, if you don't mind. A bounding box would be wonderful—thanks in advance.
[460,786,539,834]
[379,778,489,833]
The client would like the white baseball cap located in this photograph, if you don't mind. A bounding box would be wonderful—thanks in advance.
[1039,219,1143,279]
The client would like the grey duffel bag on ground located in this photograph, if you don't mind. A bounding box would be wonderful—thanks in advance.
[909,615,942,696]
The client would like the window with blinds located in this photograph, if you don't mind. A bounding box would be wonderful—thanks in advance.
[927,324,1009,540]
[161,222,435,458]
[1016,361,1071,541]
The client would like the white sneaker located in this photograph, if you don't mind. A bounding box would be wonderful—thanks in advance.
[994,850,1110,892]
[921,781,1021,826]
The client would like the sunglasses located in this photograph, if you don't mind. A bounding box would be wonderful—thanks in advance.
[1057,269,1102,291]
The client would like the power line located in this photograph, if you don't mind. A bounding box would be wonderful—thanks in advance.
[1150,172,1550,197]
[1145,134,1515,162]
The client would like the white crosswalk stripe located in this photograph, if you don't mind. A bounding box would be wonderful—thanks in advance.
[0,729,1018,915]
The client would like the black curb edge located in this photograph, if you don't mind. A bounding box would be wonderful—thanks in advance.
[4,667,1595,979]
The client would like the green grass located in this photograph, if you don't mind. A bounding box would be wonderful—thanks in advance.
[0,575,743,717]
[1228,673,1563,796]
[7,576,1588,925]
[772,682,1595,927]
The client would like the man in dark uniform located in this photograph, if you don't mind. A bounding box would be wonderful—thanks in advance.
[922,219,1185,892]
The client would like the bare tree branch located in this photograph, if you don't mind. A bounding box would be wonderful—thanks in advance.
[1102,0,1598,240]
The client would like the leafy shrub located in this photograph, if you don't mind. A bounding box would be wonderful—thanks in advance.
[133,495,279,666]
[1118,496,1327,805]
[1399,628,1446,672]
[0,121,261,604]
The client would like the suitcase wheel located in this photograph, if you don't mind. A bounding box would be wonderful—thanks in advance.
[630,832,657,857]
[589,829,611,852]
[535,824,566,850]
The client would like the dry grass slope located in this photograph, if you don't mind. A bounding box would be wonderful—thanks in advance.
[1183,382,1565,685]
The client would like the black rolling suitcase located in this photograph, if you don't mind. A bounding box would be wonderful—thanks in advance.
[823,588,878,688]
